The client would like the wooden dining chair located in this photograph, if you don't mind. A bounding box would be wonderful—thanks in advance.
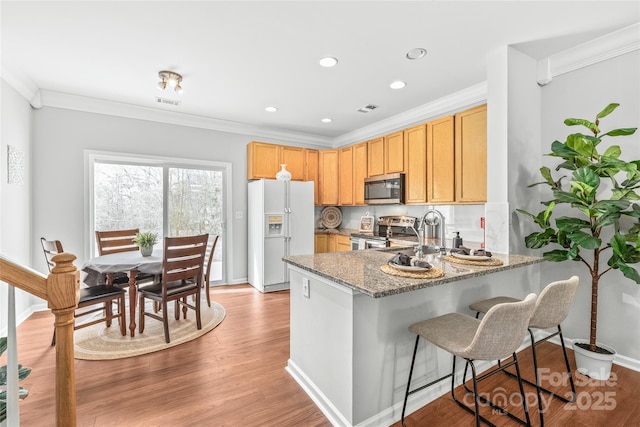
[203,235,219,307]
[138,233,208,343]
[95,228,141,255]
[94,228,155,286]
[40,237,127,346]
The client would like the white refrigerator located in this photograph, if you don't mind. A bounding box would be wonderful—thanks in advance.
[248,179,314,292]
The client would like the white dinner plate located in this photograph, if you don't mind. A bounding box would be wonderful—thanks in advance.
[451,252,492,261]
[388,261,432,272]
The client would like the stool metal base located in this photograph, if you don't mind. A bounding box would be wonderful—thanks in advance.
[475,310,577,427]
[402,335,532,427]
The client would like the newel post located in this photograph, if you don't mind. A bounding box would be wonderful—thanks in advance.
[47,252,79,427]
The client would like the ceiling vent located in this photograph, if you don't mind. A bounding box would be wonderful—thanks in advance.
[357,104,378,113]
[155,97,181,106]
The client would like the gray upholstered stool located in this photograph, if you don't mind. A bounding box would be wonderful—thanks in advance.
[402,293,537,427]
[469,276,579,427]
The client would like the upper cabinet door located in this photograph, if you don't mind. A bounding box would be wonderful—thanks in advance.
[353,142,368,205]
[367,137,385,177]
[427,116,455,203]
[280,146,305,181]
[305,149,320,205]
[384,131,405,174]
[247,141,280,180]
[339,146,354,206]
[319,149,339,205]
[455,104,487,203]
[404,124,427,204]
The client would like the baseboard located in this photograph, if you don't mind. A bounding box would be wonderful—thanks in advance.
[287,356,513,427]
[546,335,640,373]
[0,303,45,337]
[286,359,352,427]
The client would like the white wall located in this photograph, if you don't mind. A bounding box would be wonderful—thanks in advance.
[0,80,33,335]
[30,106,322,284]
[537,51,640,360]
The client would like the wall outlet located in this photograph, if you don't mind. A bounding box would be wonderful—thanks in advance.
[302,278,310,298]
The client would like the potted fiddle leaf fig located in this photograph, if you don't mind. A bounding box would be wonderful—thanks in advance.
[517,103,639,380]
[0,337,31,422]
[134,231,158,257]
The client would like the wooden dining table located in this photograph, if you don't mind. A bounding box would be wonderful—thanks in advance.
[82,249,163,337]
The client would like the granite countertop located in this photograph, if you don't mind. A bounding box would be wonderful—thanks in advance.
[284,248,544,298]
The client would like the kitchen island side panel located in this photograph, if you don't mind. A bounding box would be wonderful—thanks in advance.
[289,268,356,425]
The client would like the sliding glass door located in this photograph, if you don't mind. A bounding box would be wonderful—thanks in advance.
[92,157,225,284]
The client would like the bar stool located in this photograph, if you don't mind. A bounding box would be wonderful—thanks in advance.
[468,276,579,426]
[402,293,537,427]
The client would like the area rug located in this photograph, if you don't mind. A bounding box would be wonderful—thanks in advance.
[74,300,226,360]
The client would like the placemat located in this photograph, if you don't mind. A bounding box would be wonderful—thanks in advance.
[444,255,503,266]
[380,264,444,279]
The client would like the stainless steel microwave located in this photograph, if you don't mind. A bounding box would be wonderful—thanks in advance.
[364,173,405,204]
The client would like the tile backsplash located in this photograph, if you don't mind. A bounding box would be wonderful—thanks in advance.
[316,204,486,248]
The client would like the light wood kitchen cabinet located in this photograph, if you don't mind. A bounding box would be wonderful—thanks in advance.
[327,234,337,252]
[384,130,405,174]
[319,149,340,205]
[315,234,328,253]
[305,149,319,205]
[336,235,351,252]
[280,145,305,181]
[367,137,385,177]
[404,123,427,204]
[353,142,368,205]
[339,146,354,205]
[315,233,351,253]
[247,141,305,181]
[427,115,455,203]
[455,104,487,202]
[247,141,280,180]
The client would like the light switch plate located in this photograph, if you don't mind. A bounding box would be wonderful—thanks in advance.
[302,278,310,298]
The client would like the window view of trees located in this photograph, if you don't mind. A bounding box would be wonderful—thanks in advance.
[168,168,223,237]
[93,162,224,282]
[94,163,163,235]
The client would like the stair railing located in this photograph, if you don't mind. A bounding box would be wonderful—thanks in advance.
[1,251,79,427]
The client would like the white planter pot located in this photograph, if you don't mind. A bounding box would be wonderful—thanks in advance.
[573,339,615,380]
[140,246,154,257]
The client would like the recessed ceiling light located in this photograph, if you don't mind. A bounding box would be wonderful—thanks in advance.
[390,81,407,90]
[265,106,278,112]
[319,57,338,68]
[406,48,427,60]
[321,118,332,123]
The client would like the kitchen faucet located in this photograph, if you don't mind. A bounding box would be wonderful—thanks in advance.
[419,209,447,255]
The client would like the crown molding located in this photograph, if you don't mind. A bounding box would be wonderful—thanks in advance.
[537,22,640,86]
[37,90,334,147]
[0,64,39,106]
[333,82,488,147]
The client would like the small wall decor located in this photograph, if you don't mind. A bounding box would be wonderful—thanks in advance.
[7,145,25,185]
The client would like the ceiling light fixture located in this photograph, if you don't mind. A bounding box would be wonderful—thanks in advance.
[158,70,184,94]
[390,81,407,89]
[321,118,332,123]
[405,48,427,60]
[319,57,338,68]
[265,106,278,112]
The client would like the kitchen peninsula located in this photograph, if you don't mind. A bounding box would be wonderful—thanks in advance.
[284,248,543,427]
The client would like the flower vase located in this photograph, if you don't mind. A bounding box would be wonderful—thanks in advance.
[276,164,292,182]
[140,246,153,257]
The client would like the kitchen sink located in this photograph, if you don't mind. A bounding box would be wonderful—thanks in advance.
[379,245,443,256]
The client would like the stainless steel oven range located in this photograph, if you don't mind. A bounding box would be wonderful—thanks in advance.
[350,215,419,250]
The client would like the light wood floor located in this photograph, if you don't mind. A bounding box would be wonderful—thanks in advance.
[8,284,640,426]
